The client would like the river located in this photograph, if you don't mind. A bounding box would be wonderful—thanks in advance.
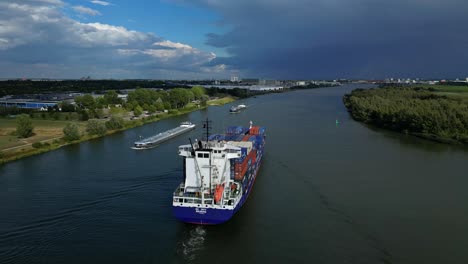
[1,84,467,264]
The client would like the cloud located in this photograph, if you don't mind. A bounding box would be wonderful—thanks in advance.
[90,0,112,6]
[178,0,468,79]
[0,0,227,79]
[72,5,101,16]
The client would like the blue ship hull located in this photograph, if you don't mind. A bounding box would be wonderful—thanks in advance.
[173,156,263,225]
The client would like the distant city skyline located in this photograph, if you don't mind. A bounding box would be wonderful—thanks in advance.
[0,0,467,80]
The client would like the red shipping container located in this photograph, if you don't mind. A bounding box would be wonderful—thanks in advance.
[250,126,261,135]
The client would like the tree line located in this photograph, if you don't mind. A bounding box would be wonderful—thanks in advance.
[343,87,468,144]
[70,86,208,121]
[0,80,176,96]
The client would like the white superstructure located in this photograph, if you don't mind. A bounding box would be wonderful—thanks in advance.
[174,141,249,209]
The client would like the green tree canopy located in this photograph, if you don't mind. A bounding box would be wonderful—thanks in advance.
[16,114,34,138]
[60,101,76,112]
[75,94,96,109]
[63,123,81,141]
[104,90,122,105]
[105,116,124,130]
[134,105,143,116]
[86,119,107,136]
[343,87,468,144]
[169,88,191,108]
[191,86,206,99]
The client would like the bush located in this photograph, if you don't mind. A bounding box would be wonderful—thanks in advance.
[63,123,81,141]
[134,105,143,117]
[105,116,124,130]
[32,142,43,148]
[78,110,90,121]
[16,114,34,138]
[61,101,76,112]
[86,119,107,136]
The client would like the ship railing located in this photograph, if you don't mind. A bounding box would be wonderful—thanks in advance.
[173,196,215,205]
[173,184,216,205]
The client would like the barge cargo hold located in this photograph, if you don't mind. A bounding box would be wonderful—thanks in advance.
[172,121,265,224]
[132,122,195,150]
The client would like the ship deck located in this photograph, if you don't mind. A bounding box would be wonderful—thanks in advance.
[135,126,193,145]
[173,183,241,206]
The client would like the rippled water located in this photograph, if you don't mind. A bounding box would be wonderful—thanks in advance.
[1,84,468,264]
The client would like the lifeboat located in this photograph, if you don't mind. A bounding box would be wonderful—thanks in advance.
[214,184,224,203]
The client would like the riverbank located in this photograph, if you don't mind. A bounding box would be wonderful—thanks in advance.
[343,86,468,145]
[0,96,236,164]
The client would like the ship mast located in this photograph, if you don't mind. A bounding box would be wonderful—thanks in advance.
[201,118,212,204]
[203,118,212,145]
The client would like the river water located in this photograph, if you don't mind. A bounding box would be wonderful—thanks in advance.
[1,84,468,264]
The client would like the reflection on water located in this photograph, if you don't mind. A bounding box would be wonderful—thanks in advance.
[177,226,206,262]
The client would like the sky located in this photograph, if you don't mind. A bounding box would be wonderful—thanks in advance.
[0,0,467,80]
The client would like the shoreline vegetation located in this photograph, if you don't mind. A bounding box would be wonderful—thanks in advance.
[0,82,336,165]
[0,96,235,165]
[343,85,468,145]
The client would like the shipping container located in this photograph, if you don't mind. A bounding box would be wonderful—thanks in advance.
[208,134,226,141]
[259,127,266,135]
[226,126,250,135]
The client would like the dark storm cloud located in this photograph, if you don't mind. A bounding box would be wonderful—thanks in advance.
[180,0,468,79]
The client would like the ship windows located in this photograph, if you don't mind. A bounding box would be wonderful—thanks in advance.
[197,152,210,158]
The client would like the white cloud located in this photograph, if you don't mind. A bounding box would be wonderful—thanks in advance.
[90,0,112,6]
[0,0,228,79]
[154,40,193,50]
[73,5,101,16]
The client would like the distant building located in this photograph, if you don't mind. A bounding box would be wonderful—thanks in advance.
[240,78,259,84]
[249,85,284,91]
[258,79,281,86]
[230,76,239,82]
[296,81,306,86]
[0,100,58,109]
[117,94,128,101]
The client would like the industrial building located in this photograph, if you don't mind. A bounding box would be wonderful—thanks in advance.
[0,99,58,110]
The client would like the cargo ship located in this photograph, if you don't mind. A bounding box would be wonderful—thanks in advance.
[132,122,195,150]
[229,104,246,113]
[172,121,266,224]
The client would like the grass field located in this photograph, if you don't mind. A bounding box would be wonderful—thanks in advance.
[0,96,236,163]
[410,84,468,100]
[207,96,236,106]
[0,118,86,152]
[412,84,468,93]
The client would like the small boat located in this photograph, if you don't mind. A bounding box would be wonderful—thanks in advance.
[229,104,247,113]
[132,122,196,150]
